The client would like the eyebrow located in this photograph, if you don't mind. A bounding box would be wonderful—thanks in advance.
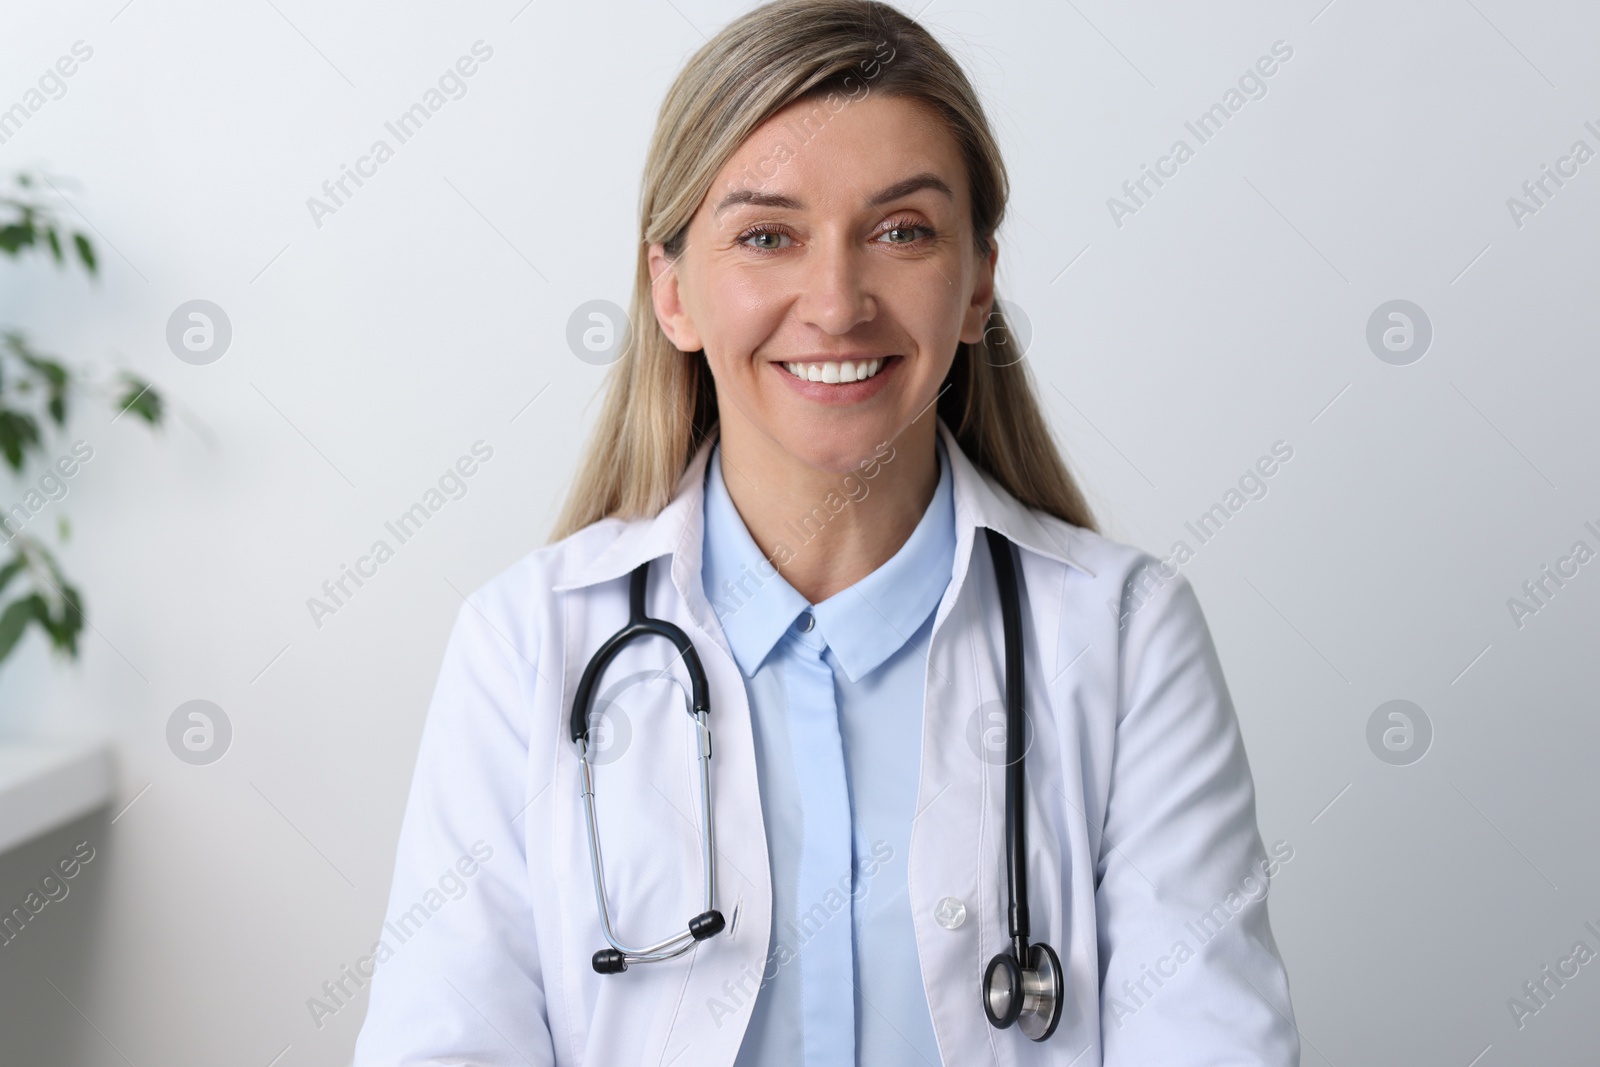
[712,171,954,217]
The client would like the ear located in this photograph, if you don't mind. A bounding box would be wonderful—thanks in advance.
[648,242,705,353]
[958,238,999,346]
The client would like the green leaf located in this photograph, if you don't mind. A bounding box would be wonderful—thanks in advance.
[0,409,42,472]
[0,223,33,255]
[0,556,24,597]
[19,349,69,389]
[118,376,164,425]
[12,346,72,426]
[0,594,45,664]
[43,582,84,656]
[74,232,96,275]
[46,226,62,263]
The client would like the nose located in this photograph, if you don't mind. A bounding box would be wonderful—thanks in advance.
[798,231,875,335]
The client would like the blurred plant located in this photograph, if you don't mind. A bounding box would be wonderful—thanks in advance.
[0,171,163,666]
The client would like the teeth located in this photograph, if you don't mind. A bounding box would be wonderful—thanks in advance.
[782,358,885,383]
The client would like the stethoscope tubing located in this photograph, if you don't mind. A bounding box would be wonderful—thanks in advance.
[572,561,721,967]
[981,526,1063,1041]
[985,526,1033,962]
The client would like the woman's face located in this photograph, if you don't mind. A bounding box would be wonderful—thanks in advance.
[649,91,997,474]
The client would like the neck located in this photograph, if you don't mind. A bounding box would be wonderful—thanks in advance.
[716,418,940,604]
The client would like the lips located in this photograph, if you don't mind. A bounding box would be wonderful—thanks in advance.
[772,354,899,404]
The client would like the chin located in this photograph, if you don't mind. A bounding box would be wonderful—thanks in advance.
[773,419,900,475]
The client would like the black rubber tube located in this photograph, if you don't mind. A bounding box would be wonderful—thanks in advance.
[569,558,712,745]
[983,527,1031,962]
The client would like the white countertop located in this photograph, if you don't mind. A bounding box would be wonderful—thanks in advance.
[0,737,115,855]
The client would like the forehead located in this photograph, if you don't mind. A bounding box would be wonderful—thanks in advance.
[705,92,969,217]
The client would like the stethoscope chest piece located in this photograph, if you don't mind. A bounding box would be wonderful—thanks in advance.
[983,941,1064,1041]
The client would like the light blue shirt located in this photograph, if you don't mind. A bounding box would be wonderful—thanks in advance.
[701,437,955,1067]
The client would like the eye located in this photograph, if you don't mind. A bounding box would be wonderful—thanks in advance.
[875,217,937,246]
[737,224,793,252]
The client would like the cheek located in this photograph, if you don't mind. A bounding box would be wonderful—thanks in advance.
[697,271,785,362]
[889,285,966,356]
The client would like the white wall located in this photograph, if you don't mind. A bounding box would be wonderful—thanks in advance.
[1,0,1597,1062]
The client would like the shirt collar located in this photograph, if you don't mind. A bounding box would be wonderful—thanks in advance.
[551,419,1097,632]
[698,445,807,676]
[701,433,956,682]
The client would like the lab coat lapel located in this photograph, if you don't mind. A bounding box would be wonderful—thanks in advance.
[658,442,776,1065]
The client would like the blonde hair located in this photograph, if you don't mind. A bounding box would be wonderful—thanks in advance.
[551,0,1097,541]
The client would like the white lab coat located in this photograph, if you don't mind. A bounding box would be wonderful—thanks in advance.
[352,420,1300,1066]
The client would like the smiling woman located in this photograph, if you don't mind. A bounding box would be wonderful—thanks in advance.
[550,5,1095,568]
[354,2,1299,1065]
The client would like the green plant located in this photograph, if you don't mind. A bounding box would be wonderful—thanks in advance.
[0,171,163,666]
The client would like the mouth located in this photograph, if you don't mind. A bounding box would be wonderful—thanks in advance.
[773,355,899,405]
[780,357,889,384]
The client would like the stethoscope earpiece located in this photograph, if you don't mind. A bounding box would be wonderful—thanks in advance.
[689,909,726,940]
[590,909,726,976]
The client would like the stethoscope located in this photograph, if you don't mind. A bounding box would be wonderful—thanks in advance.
[567,526,1063,1041]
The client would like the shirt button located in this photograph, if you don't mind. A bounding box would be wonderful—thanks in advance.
[935,896,967,930]
[797,611,815,633]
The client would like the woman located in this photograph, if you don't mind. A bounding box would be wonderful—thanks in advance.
[354,2,1299,1064]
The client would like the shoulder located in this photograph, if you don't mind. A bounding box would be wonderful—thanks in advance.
[1029,512,1194,612]
[1025,516,1234,744]
[1024,511,1190,598]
